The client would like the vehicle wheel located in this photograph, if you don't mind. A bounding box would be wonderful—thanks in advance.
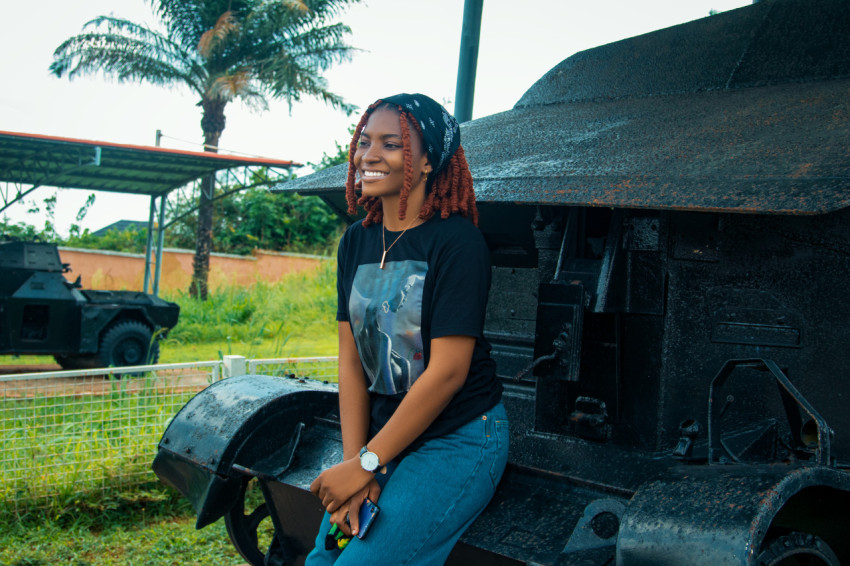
[225,478,280,566]
[758,531,840,566]
[97,320,158,367]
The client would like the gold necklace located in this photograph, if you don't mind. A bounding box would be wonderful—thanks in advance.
[381,216,418,269]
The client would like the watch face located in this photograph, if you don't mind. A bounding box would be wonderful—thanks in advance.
[361,451,380,471]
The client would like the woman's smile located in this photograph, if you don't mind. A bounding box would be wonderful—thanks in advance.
[361,169,389,180]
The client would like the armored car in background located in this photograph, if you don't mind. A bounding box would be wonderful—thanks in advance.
[0,240,179,368]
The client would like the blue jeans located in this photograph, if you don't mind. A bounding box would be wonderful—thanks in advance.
[305,402,509,566]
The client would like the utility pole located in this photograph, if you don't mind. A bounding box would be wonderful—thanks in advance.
[454,0,484,122]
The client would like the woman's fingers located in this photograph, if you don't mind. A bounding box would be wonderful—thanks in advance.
[367,479,382,503]
[330,504,352,537]
[325,496,340,513]
[348,497,362,536]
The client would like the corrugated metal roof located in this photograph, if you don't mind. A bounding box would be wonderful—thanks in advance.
[0,130,298,201]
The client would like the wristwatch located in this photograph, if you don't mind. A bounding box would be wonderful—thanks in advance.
[359,445,381,473]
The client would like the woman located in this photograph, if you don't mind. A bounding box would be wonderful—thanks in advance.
[308,93,508,566]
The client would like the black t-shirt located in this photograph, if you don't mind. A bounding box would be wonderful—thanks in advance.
[336,213,502,451]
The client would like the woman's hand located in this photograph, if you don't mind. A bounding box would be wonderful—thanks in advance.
[310,457,374,514]
[329,479,382,537]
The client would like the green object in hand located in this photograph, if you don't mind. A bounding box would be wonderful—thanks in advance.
[325,523,351,551]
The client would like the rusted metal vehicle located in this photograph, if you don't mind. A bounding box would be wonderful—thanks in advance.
[153,0,850,563]
[0,240,179,368]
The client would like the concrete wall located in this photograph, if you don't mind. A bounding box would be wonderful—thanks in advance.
[58,247,328,293]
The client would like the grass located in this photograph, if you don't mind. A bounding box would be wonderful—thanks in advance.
[0,389,260,565]
[0,486,248,565]
[163,260,337,352]
[0,263,338,564]
[1,371,287,564]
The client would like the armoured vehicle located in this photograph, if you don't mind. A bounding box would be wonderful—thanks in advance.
[0,240,179,368]
[153,0,850,563]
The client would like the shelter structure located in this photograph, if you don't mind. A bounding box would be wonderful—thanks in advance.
[0,130,298,295]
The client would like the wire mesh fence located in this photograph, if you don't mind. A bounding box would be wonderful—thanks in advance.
[0,357,337,515]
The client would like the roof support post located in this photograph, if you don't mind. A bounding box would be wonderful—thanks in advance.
[153,194,167,297]
[143,195,156,294]
[454,0,484,122]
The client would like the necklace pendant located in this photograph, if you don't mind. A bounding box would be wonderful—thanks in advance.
[380,250,387,269]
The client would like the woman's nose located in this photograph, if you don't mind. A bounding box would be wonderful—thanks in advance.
[362,144,381,162]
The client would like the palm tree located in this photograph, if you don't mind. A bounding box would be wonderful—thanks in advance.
[51,0,359,299]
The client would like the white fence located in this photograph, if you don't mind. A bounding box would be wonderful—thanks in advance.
[0,356,337,515]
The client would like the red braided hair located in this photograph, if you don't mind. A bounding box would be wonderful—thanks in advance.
[344,102,478,227]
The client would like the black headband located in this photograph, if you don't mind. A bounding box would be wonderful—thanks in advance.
[378,93,460,174]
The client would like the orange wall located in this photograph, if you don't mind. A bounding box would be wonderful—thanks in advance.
[58,247,328,293]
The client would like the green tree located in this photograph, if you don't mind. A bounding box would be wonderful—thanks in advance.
[164,168,344,255]
[65,226,150,253]
[50,0,359,299]
[1,191,96,243]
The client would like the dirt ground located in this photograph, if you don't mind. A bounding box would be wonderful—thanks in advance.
[0,364,211,398]
[0,363,62,375]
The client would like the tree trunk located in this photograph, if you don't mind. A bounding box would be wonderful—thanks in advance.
[189,97,227,300]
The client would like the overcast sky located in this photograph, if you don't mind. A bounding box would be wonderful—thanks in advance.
[1,0,750,235]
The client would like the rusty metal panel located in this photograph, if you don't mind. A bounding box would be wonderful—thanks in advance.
[463,78,850,214]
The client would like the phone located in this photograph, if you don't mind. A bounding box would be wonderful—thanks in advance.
[355,497,380,540]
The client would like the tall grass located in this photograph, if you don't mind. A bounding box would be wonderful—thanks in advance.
[162,259,338,358]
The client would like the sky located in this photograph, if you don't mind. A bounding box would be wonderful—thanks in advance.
[2,0,751,235]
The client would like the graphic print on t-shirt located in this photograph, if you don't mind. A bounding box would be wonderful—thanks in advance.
[349,261,427,395]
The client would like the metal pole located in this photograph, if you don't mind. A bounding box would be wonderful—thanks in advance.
[153,194,167,297]
[143,196,156,293]
[144,129,163,294]
[454,0,484,122]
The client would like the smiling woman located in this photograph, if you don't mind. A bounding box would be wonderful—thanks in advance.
[305,94,506,566]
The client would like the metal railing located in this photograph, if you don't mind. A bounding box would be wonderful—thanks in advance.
[0,356,338,515]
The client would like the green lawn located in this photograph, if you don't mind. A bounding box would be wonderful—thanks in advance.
[1,488,250,566]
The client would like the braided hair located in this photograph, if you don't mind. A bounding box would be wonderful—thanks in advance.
[344,100,478,227]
